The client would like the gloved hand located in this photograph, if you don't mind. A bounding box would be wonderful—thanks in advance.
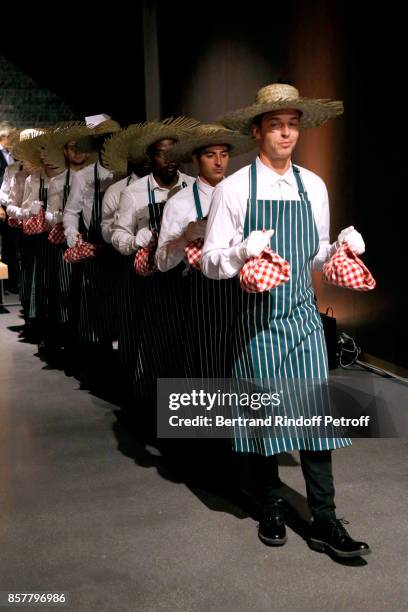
[239,229,275,259]
[21,207,31,219]
[30,200,43,216]
[184,220,207,242]
[66,232,79,248]
[135,227,153,247]
[337,225,365,255]
[45,211,54,225]
[15,208,23,220]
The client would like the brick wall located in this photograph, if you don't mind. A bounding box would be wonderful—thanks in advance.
[0,55,78,127]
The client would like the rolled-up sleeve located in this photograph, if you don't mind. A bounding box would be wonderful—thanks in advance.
[201,184,246,280]
[111,189,140,255]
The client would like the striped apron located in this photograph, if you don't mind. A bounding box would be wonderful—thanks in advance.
[134,178,192,404]
[232,162,351,455]
[117,176,142,366]
[187,181,238,378]
[78,163,119,344]
[28,177,56,322]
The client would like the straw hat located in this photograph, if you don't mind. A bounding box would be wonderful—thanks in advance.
[13,128,49,171]
[165,124,257,163]
[125,117,201,164]
[220,83,344,133]
[42,122,98,172]
[101,123,145,176]
[85,114,121,135]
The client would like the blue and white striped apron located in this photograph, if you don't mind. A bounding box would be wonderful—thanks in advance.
[232,162,351,455]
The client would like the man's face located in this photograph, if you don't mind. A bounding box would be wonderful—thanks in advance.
[193,145,230,185]
[150,138,178,181]
[64,141,87,166]
[252,110,300,160]
[0,130,18,150]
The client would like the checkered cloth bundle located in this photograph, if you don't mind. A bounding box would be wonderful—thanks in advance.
[239,247,291,293]
[22,207,49,235]
[185,238,204,270]
[134,230,158,276]
[322,243,376,291]
[8,217,22,228]
[48,222,66,245]
[63,235,98,263]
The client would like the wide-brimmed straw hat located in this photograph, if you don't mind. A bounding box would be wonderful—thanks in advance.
[12,128,49,171]
[165,123,257,163]
[125,117,201,164]
[85,114,121,135]
[101,123,145,175]
[42,122,98,172]
[220,83,344,133]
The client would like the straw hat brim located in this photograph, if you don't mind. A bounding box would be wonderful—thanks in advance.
[101,124,145,175]
[87,119,121,135]
[220,98,344,133]
[13,131,49,172]
[42,123,98,172]
[126,117,201,164]
[165,128,257,164]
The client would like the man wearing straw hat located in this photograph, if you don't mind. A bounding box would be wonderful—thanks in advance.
[156,124,255,378]
[62,114,122,383]
[100,124,147,400]
[11,129,61,340]
[111,117,197,429]
[40,123,94,362]
[201,83,370,558]
[0,121,19,292]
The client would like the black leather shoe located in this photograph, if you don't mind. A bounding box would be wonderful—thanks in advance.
[258,498,287,546]
[308,518,371,558]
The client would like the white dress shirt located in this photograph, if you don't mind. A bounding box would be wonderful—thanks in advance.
[5,169,29,215]
[63,161,114,239]
[111,171,195,256]
[20,171,53,213]
[201,156,335,280]
[101,173,139,244]
[156,177,215,272]
[0,162,22,206]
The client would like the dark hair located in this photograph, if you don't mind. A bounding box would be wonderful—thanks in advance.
[193,143,232,158]
[252,109,302,128]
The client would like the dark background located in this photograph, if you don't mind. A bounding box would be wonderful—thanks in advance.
[1,1,405,368]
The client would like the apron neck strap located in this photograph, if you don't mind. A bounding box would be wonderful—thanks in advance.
[292,165,310,203]
[249,161,257,204]
[193,180,204,220]
[126,174,132,187]
[148,176,155,205]
[62,169,71,209]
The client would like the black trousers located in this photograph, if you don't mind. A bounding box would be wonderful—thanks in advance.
[243,450,336,522]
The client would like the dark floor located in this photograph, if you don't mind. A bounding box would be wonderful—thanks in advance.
[0,293,407,612]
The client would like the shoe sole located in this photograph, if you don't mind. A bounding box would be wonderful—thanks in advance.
[308,537,371,558]
[258,532,288,546]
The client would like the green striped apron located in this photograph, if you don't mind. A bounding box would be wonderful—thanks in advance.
[186,181,238,377]
[78,163,119,344]
[232,162,351,455]
[134,177,192,404]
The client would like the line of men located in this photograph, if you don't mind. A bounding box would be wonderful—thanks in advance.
[0,84,371,560]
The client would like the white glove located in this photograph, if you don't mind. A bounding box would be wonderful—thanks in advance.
[21,207,31,220]
[15,208,23,220]
[184,220,207,242]
[135,228,153,247]
[239,229,275,259]
[66,232,79,248]
[6,205,19,219]
[45,211,54,225]
[337,225,365,255]
[29,200,43,216]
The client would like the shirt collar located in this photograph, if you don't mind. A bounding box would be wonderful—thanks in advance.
[149,171,185,192]
[256,155,296,189]
[197,175,217,197]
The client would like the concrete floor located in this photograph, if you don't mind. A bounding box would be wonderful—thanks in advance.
[0,296,407,612]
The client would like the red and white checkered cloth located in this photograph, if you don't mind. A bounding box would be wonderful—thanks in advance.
[239,247,291,293]
[185,238,204,270]
[322,243,376,291]
[22,207,49,235]
[63,235,98,263]
[48,222,66,245]
[8,217,23,228]
[134,230,158,276]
